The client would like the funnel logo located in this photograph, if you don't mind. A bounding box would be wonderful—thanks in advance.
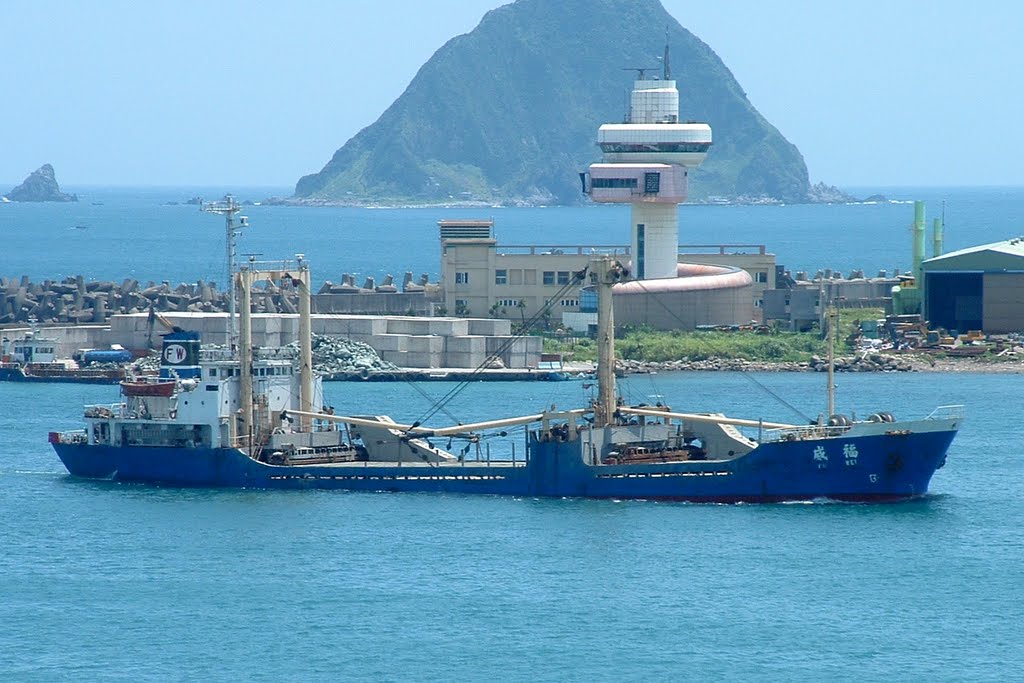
[163,343,188,364]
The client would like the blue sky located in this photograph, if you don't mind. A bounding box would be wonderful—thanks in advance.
[2,0,1020,189]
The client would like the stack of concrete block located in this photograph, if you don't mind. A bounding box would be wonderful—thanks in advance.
[403,335,445,368]
[467,319,513,336]
[486,336,543,369]
[101,312,541,369]
[444,335,488,369]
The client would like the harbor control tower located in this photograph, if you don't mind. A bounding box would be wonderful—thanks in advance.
[581,46,712,280]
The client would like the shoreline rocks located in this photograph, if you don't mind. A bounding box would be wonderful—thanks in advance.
[567,353,1024,375]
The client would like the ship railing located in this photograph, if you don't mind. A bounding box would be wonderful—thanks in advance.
[925,404,965,420]
[200,348,236,362]
[51,429,88,445]
[84,402,128,419]
[199,347,299,363]
[255,347,300,361]
[762,424,850,442]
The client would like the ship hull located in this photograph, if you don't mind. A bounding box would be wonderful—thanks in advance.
[52,426,956,502]
[0,367,123,384]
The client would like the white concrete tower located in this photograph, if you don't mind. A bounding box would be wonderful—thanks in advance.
[582,45,712,280]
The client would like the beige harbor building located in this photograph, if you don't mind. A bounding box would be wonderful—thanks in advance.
[438,219,775,331]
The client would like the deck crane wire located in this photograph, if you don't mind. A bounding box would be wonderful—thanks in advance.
[410,267,590,428]
[627,278,813,424]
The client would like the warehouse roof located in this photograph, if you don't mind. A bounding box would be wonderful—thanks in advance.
[924,237,1024,270]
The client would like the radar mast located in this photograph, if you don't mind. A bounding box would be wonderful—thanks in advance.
[202,195,248,350]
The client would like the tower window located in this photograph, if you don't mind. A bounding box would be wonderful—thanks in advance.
[591,177,638,189]
[644,172,661,194]
[636,224,646,280]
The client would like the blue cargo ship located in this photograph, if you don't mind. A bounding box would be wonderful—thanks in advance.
[50,257,962,502]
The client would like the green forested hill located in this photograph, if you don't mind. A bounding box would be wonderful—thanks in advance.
[295,0,809,205]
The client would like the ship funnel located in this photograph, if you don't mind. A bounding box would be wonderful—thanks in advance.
[159,330,202,379]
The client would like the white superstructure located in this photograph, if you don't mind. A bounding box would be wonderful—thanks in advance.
[582,51,712,281]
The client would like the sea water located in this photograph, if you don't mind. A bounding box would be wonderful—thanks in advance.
[2,188,1024,679]
[2,185,1024,288]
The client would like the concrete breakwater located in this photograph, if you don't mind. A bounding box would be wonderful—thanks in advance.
[0,275,233,325]
[0,274,440,326]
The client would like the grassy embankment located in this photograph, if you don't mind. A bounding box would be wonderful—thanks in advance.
[544,308,878,364]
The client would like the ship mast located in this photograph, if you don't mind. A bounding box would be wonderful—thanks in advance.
[593,257,625,427]
[202,195,247,350]
[826,306,837,419]
[235,256,314,445]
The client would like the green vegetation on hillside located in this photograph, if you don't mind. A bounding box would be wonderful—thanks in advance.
[295,0,809,205]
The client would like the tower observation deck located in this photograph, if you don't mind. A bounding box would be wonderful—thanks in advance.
[581,51,712,280]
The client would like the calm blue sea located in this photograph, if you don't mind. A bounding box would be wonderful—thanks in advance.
[2,187,1024,679]
[2,185,1024,288]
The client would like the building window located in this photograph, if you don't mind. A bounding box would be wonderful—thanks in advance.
[455,272,469,285]
[543,271,555,286]
[644,172,661,194]
[560,299,579,308]
[599,142,712,154]
[636,224,645,280]
[524,270,536,285]
[497,299,518,308]
[557,271,570,285]
[755,271,768,283]
[495,269,507,285]
[509,269,522,285]
[591,177,639,189]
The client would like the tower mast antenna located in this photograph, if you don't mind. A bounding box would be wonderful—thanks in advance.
[201,195,248,350]
[663,31,671,80]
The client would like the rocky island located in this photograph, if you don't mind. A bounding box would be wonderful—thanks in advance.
[294,0,811,207]
[4,164,77,202]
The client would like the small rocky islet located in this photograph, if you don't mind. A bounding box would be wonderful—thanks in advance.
[4,164,77,202]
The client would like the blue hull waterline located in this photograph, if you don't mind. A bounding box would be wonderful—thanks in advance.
[52,425,955,502]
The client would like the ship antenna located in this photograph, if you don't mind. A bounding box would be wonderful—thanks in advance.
[202,195,248,351]
[622,66,659,80]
